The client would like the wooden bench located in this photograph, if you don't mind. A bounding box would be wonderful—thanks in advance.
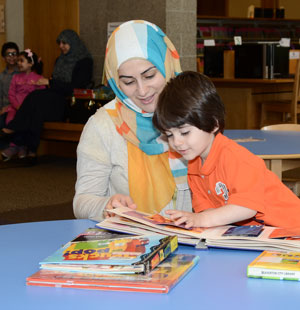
[39,122,84,157]
[41,122,84,142]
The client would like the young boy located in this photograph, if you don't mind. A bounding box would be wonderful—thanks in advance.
[153,71,300,229]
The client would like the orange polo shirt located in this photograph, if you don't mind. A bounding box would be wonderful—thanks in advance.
[188,133,300,228]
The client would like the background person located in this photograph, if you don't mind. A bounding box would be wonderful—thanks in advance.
[0,29,93,163]
[0,42,19,131]
[73,20,192,220]
[1,49,45,161]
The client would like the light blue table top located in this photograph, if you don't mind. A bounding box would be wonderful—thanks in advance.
[224,129,300,156]
[1,219,300,309]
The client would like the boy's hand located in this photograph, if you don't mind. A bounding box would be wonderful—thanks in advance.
[166,210,202,229]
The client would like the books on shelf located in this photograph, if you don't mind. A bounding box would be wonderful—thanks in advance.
[247,251,300,281]
[27,253,199,293]
[40,228,178,275]
[96,206,300,252]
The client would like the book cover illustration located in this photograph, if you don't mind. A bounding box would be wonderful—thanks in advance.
[222,225,264,237]
[27,253,200,293]
[71,228,132,242]
[40,234,178,274]
[247,250,300,280]
[109,207,205,238]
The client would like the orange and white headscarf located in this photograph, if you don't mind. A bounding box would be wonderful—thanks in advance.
[104,20,188,214]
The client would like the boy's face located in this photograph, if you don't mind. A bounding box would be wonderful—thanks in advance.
[165,124,217,161]
[3,48,18,66]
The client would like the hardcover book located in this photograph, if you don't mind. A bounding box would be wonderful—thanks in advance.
[27,254,199,293]
[97,206,300,252]
[247,251,300,281]
[40,231,178,274]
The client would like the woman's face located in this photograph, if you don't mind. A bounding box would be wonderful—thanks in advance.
[58,41,71,54]
[118,59,166,113]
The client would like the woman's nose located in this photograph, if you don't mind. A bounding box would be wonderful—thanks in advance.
[136,81,147,96]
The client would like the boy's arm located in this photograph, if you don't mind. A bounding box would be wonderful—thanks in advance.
[166,204,257,228]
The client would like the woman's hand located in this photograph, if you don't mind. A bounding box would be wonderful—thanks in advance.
[104,194,137,218]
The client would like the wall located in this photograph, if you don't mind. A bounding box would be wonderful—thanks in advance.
[6,0,23,49]
[79,0,166,85]
[166,0,197,72]
[4,0,299,84]
[280,0,300,19]
[23,0,79,78]
[0,0,6,71]
[80,0,196,85]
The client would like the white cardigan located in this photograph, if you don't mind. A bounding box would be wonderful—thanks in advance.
[73,106,192,220]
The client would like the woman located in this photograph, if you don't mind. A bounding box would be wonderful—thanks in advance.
[74,20,192,220]
[0,29,93,162]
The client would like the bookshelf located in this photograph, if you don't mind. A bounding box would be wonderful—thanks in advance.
[197,16,300,73]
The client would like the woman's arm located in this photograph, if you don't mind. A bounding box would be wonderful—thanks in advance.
[166,204,257,228]
[73,108,131,220]
[49,58,93,96]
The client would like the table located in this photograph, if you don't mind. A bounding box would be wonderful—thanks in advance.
[224,129,300,180]
[212,78,294,129]
[1,219,300,309]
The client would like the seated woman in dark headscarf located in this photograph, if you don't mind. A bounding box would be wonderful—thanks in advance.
[0,29,93,163]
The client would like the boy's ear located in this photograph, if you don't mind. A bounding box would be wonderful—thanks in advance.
[212,126,219,134]
[212,119,219,133]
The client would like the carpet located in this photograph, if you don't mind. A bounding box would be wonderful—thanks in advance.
[0,156,76,224]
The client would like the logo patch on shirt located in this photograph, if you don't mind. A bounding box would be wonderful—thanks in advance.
[215,182,229,201]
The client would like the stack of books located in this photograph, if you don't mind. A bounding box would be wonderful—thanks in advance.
[26,228,199,293]
[97,206,300,252]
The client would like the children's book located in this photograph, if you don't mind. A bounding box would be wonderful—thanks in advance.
[247,251,300,281]
[70,227,133,242]
[27,254,199,293]
[99,217,199,246]
[96,206,300,252]
[40,231,178,274]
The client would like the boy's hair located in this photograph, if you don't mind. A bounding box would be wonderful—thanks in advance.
[153,71,225,135]
[19,50,43,75]
[1,42,19,57]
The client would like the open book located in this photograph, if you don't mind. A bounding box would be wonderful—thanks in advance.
[97,206,300,252]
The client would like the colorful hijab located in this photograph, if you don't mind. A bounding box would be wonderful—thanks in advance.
[104,20,188,214]
[52,29,92,83]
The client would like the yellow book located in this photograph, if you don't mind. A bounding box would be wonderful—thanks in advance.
[247,251,300,281]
